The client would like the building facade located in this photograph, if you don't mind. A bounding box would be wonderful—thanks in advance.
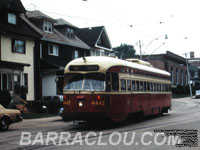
[0,0,114,102]
[0,0,41,101]
[139,51,188,87]
[25,11,91,100]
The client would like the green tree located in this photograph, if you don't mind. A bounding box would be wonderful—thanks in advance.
[113,44,136,59]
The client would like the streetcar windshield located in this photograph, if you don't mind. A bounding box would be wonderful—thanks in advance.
[64,73,105,91]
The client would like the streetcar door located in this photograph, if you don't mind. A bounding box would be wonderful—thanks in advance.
[131,80,140,112]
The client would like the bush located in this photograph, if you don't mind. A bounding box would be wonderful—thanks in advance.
[172,85,190,95]
[0,90,12,108]
[32,99,63,114]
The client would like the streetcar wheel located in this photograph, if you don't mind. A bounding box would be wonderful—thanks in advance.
[0,118,10,131]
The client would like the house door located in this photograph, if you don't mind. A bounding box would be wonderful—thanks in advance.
[14,74,21,96]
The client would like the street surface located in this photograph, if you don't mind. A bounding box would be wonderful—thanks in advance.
[1,97,200,150]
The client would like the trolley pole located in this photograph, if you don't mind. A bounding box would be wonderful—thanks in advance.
[139,40,142,60]
[185,53,192,98]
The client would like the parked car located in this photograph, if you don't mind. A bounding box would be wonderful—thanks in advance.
[195,90,200,98]
[0,104,23,131]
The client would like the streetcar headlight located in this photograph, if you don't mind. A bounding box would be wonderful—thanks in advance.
[78,101,83,107]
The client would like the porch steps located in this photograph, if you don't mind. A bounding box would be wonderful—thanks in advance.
[13,94,30,113]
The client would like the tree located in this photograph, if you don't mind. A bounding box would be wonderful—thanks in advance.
[113,44,136,59]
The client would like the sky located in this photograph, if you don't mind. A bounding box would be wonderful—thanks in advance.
[21,0,200,58]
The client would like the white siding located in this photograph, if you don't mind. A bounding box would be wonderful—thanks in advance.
[1,35,35,101]
[42,73,57,97]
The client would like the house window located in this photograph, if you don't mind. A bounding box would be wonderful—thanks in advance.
[8,74,12,91]
[56,77,63,95]
[90,50,95,56]
[67,28,74,37]
[1,74,12,91]
[176,68,179,85]
[14,75,20,94]
[48,44,59,56]
[12,39,25,53]
[171,66,174,84]
[44,21,53,32]
[100,50,105,56]
[96,51,100,56]
[8,13,17,25]
[181,70,184,85]
[72,50,79,59]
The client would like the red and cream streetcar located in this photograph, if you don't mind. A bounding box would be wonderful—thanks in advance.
[62,56,171,122]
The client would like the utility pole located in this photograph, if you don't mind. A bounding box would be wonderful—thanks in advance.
[185,53,193,98]
[139,40,142,60]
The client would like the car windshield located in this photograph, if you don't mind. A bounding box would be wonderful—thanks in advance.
[64,73,105,91]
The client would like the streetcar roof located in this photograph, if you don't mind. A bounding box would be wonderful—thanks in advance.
[64,56,170,76]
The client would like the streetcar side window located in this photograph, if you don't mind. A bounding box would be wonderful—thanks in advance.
[154,83,157,92]
[120,79,126,91]
[139,81,143,91]
[132,80,136,91]
[150,82,153,92]
[163,84,165,92]
[152,82,154,91]
[156,83,159,92]
[169,84,171,91]
[106,72,111,91]
[159,83,161,92]
[163,84,166,92]
[127,80,131,91]
[143,81,146,91]
[136,80,139,91]
[111,73,119,91]
[165,84,167,92]
[160,83,162,92]
[147,82,150,91]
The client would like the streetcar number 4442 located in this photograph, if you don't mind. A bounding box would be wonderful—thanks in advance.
[91,100,104,106]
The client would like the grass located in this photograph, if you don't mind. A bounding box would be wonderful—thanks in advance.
[172,93,190,99]
[22,112,56,119]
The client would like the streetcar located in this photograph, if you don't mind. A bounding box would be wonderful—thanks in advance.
[62,56,171,122]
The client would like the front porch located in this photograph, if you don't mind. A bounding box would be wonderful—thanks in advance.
[0,60,30,110]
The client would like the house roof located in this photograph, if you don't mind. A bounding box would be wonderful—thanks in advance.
[138,51,186,65]
[25,11,91,50]
[0,14,41,39]
[54,18,77,29]
[75,26,104,47]
[0,60,30,70]
[0,0,26,13]
[75,26,112,51]
[26,10,56,23]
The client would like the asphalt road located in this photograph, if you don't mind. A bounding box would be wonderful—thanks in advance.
[1,97,200,150]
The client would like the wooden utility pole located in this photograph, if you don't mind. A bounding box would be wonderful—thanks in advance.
[139,40,142,60]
